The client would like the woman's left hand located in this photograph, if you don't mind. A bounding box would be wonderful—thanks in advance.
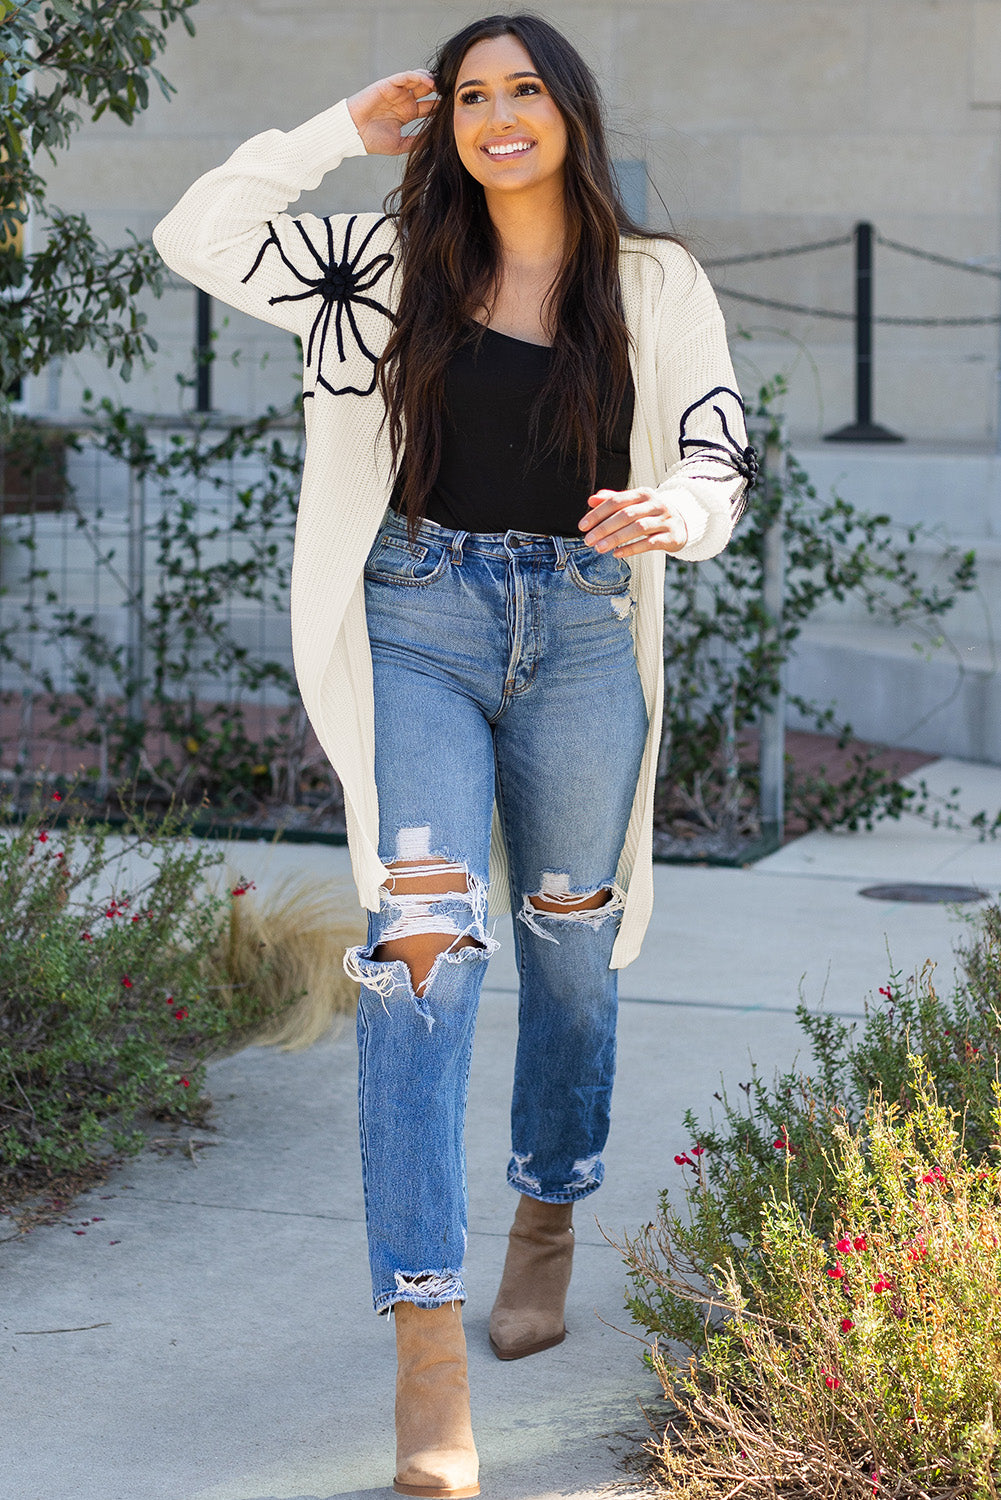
[579,487,689,557]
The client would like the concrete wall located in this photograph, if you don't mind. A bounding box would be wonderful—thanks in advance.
[31,0,1001,444]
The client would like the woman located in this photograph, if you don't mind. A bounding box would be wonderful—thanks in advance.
[154,12,754,1496]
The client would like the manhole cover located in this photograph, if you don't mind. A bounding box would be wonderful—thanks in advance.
[859,883,989,904]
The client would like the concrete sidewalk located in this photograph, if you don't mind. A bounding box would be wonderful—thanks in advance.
[3,757,1000,1500]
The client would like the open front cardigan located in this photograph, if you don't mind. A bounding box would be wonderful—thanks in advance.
[153,99,753,968]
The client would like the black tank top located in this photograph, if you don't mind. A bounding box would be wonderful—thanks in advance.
[391,324,635,536]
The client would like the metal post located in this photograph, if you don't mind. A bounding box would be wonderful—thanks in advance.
[825,221,903,443]
[196,289,212,413]
[757,420,786,847]
[125,459,146,780]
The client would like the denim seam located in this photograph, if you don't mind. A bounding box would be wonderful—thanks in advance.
[363,552,450,588]
[563,550,633,596]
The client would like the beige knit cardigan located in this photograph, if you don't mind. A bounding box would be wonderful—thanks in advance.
[153,99,752,968]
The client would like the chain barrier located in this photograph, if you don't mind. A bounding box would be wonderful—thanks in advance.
[714,288,851,320]
[703,234,854,269]
[874,233,1001,280]
[714,286,1000,326]
[707,228,1001,325]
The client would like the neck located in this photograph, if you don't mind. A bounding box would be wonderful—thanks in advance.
[485,184,566,271]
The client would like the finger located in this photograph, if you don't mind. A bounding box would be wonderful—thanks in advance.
[586,500,659,548]
[387,69,436,91]
[580,488,655,530]
[611,519,688,557]
[579,495,636,532]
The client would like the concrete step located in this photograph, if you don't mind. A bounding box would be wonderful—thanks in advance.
[792,440,1001,539]
[787,618,1001,763]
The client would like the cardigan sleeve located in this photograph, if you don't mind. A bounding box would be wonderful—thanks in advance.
[651,259,755,564]
[152,100,369,337]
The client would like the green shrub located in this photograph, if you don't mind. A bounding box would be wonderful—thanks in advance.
[624,1067,1001,1499]
[627,905,1001,1333]
[621,904,1001,1497]
[0,780,281,1202]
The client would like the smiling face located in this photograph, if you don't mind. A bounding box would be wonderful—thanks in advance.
[452,33,568,203]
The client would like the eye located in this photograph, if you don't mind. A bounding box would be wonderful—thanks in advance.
[457,88,486,106]
[514,81,542,96]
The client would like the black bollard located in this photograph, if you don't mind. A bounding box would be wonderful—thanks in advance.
[195,288,213,413]
[825,221,903,442]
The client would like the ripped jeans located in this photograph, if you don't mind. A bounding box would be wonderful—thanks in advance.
[345,510,648,1314]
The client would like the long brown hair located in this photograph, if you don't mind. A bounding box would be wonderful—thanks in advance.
[377,12,679,534]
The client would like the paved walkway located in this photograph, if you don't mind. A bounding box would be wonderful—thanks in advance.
[3,757,1000,1500]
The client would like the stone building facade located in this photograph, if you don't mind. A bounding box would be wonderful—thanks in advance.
[31,0,1001,445]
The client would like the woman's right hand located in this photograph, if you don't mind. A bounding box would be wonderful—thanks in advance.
[346,71,438,156]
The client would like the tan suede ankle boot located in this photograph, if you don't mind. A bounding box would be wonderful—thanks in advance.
[489,1195,574,1360]
[393,1300,479,1498]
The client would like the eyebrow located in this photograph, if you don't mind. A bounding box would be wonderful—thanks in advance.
[455,71,543,91]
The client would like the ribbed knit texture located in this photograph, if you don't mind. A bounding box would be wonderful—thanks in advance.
[152,99,750,968]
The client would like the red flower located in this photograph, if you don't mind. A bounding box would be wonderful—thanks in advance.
[773,1126,797,1155]
[131,914,142,924]
[72,1229,85,1236]
[921,1169,947,1186]
[878,986,892,998]
[173,1007,189,1021]
[825,1374,841,1390]
[121,976,133,989]
[37,830,48,843]
[841,1318,854,1333]
[853,1236,867,1252]
[179,1077,190,1088]
[231,880,256,897]
[51,791,62,801]
[907,1236,928,1262]
[674,1153,694,1167]
[873,1277,891,1294]
[827,1263,845,1279]
[80,932,92,943]
[836,1237,852,1255]
[55,851,64,861]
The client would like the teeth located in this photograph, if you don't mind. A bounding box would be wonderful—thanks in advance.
[485,141,533,157]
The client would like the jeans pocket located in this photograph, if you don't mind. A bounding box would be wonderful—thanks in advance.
[364,533,449,587]
[564,548,632,596]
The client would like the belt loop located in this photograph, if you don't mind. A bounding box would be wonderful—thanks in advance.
[451,530,467,565]
[553,535,568,570]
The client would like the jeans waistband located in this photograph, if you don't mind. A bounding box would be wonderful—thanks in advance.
[381,507,592,564]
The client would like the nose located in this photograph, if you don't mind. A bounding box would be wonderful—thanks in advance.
[488,92,518,130]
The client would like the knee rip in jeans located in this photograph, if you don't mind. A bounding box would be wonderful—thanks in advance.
[517,872,626,945]
[343,849,498,1022]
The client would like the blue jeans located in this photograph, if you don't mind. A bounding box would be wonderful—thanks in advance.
[345,511,648,1314]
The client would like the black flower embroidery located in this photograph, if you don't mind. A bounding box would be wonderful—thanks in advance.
[678,385,757,519]
[242,214,395,397]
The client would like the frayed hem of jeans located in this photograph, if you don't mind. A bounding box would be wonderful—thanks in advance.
[507,1151,605,1201]
[375,1269,466,1315]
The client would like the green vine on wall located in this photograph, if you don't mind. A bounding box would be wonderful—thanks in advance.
[657,375,986,846]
